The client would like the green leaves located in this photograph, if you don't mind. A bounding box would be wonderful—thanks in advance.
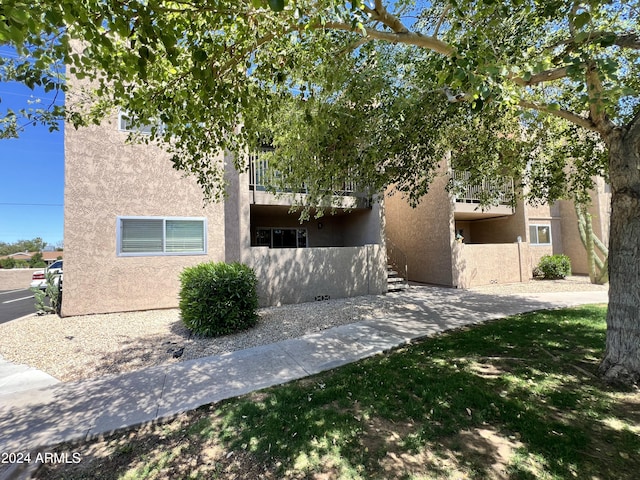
[179,262,259,337]
[572,11,591,30]
[0,0,636,209]
[268,0,286,12]
[5,5,29,25]
[192,48,208,63]
[138,45,150,60]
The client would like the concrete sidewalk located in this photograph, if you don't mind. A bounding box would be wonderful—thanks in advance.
[0,355,59,397]
[0,286,608,477]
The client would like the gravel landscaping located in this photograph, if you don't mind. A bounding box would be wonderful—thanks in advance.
[0,276,607,383]
[0,295,396,382]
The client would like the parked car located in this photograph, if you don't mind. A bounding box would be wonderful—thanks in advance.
[30,260,63,290]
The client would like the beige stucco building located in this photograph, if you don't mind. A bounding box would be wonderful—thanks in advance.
[62,110,386,316]
[63,85,609,315]
[385,168,610,288]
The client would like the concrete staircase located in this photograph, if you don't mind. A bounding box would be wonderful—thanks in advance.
[386,239,409,292]
[387,265,408,292]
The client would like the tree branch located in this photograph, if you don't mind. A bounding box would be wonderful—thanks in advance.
[568,1,580,38]
[552,31,640,51]
[612,32,640,49]
[434,5,450,38]
[364,0,409,34]
[511,67,570,86]
[518,100,599,132]
[585,63,615,135]
[321,22,454,56]
[213,24,300,78]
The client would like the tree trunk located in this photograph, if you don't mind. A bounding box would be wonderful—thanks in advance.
[599,113,640,386]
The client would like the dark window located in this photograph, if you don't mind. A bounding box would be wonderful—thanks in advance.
[254,228,307,248]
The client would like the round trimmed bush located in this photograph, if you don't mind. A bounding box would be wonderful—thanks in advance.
[536,254,572,280]
[179,262,258,337]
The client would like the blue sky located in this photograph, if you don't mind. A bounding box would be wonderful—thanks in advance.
[0,48,65,248]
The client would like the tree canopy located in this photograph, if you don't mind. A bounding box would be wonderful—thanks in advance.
[1,0,636,204]
[0,237,47,256]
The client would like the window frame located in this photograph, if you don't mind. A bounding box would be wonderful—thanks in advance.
[117,216,208,257]
[529,224,552,246]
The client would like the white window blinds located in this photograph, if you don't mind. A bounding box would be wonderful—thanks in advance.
[118,217,206,256]
[166,220,205,252]
[120,219,164,253]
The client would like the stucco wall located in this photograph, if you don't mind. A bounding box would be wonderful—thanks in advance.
[525,202,558,219]
[0,269,40,291]
[63,112,226,316]
[452,242,530,288]
[558,201,585,273]
[384,172,454,286]
[340,202,383,247]
[247,245,386,306]
[224,154,243,263]
[461,209,527,244]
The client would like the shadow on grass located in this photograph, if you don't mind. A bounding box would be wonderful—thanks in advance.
[37,305,640,479]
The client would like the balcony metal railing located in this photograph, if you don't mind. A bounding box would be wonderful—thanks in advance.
[248,151,276,192]
[248,152,359,197]
[452,170,515,206]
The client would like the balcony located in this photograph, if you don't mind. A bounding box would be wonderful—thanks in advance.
[452,170,515,219]
[248,152,370,209]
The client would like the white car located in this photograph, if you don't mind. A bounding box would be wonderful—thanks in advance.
[30,260,63,290]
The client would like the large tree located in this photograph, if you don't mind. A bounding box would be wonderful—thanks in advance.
[1,0,638,384]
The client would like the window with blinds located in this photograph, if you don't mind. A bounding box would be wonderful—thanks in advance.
[117,217,207,256]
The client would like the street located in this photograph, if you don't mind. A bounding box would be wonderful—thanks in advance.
[0,289,37,324]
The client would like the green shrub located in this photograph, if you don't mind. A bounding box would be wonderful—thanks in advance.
[179,262,259,337]
[537,254,572,280]
[0,257,15,269]
[29,252,46,268]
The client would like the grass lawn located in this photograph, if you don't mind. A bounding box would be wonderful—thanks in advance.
[37,305,639,479]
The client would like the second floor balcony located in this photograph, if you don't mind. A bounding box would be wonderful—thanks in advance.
[452,170,515,219]
[248,152,370,209]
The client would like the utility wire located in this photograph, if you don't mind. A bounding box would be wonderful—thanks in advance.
[0,203,63,207]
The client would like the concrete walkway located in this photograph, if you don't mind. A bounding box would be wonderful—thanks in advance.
[0,354,59,397]
[0,286,608,477]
